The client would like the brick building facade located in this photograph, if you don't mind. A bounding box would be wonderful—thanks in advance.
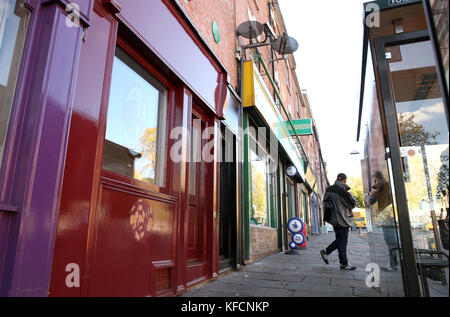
[179,0,329,260]
[0,0,329,296]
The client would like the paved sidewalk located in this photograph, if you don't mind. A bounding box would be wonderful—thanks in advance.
[180,230,449,297]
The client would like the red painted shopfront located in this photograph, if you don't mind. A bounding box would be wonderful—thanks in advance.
[48,0,228,297]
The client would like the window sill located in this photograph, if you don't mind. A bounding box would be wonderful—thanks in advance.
[0,202,19,213]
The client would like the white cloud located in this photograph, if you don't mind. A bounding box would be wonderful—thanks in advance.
[410,101,444,123]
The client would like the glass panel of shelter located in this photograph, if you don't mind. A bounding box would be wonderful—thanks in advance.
[385,39,449,294]
[386,40,449,251]
[361,48,405,296]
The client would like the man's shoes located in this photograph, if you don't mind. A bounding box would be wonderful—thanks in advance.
[340,264,357,270]
[320,250,329,265]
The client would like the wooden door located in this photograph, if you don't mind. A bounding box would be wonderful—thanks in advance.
[186,110,207,263]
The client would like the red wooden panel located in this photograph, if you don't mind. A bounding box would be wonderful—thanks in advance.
[88,184,176,296]
[185,262,209,287]
[49,1,221,297]
[156,268,170,292]
[186,205,197,251]
[49,4,117,297]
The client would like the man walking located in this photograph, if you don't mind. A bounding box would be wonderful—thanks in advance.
[320,173,357,270]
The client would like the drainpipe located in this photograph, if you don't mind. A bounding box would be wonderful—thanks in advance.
[269,1,276,91]
[257,53,309,165]
[236,0,245,269]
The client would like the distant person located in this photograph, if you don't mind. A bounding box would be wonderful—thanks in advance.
[320,173,357,270]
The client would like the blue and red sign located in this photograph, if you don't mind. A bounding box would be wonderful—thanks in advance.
[287,218,307,249]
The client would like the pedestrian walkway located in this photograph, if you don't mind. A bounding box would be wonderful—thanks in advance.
[180,230,449,297]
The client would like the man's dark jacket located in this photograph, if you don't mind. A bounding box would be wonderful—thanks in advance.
[323,180,356,228]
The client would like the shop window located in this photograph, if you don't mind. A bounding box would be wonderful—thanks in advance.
[0,0,29,168]
[286,179,295,219]
[248,123,278,228]
[302,191,308,224]
[250,147,268,226]
[268,162,278,228]
[102,46,168,187]
[387,40,449,249]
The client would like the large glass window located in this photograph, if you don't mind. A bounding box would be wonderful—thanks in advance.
[248,123,278,227]
[102,46,168,187]
[361,47,404,296]
[286,179,295,220]
[387,40,449,251]
[250,146,268,226]
[268,169,278,228]
[0,0,29,167]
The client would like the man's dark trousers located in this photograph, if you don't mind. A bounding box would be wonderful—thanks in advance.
[325,226,349,266]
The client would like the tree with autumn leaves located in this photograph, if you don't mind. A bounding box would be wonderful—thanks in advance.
[135,127,157,183]
[349,176,366,209]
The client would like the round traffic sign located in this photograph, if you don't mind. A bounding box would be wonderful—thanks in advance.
[287,217,304,234]
[292,233,306,246]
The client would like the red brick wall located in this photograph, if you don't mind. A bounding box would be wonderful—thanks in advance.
[178,0,238,88]
[249,225,279,262]
[179,0,327,194]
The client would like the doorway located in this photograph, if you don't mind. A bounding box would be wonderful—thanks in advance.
[311,193,320,235]
[219,126,237,272]
[186,110,208,264]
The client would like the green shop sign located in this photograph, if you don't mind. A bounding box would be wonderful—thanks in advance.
[285,119,313,136]
[375,0,422,10]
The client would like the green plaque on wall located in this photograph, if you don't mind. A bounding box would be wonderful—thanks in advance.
[212,21,220,43]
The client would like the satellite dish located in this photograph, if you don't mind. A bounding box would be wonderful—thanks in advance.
[237,21,264,39]
[271,35,298,55]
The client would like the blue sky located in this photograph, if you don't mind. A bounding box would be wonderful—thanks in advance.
[106,55,160,153]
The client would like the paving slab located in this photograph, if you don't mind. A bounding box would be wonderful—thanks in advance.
[287,283,354,296]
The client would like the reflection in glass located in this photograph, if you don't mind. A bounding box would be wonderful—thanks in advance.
[287,180,295,220]
[361,48,404,296]
[387,40,449,252]
[429,0,449,91]
[268,171,277,228]
[250,148,268,226]
[103,47,167,187]
[248,125,278,228]
[189,121,201,196]
[0,0,29,167]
